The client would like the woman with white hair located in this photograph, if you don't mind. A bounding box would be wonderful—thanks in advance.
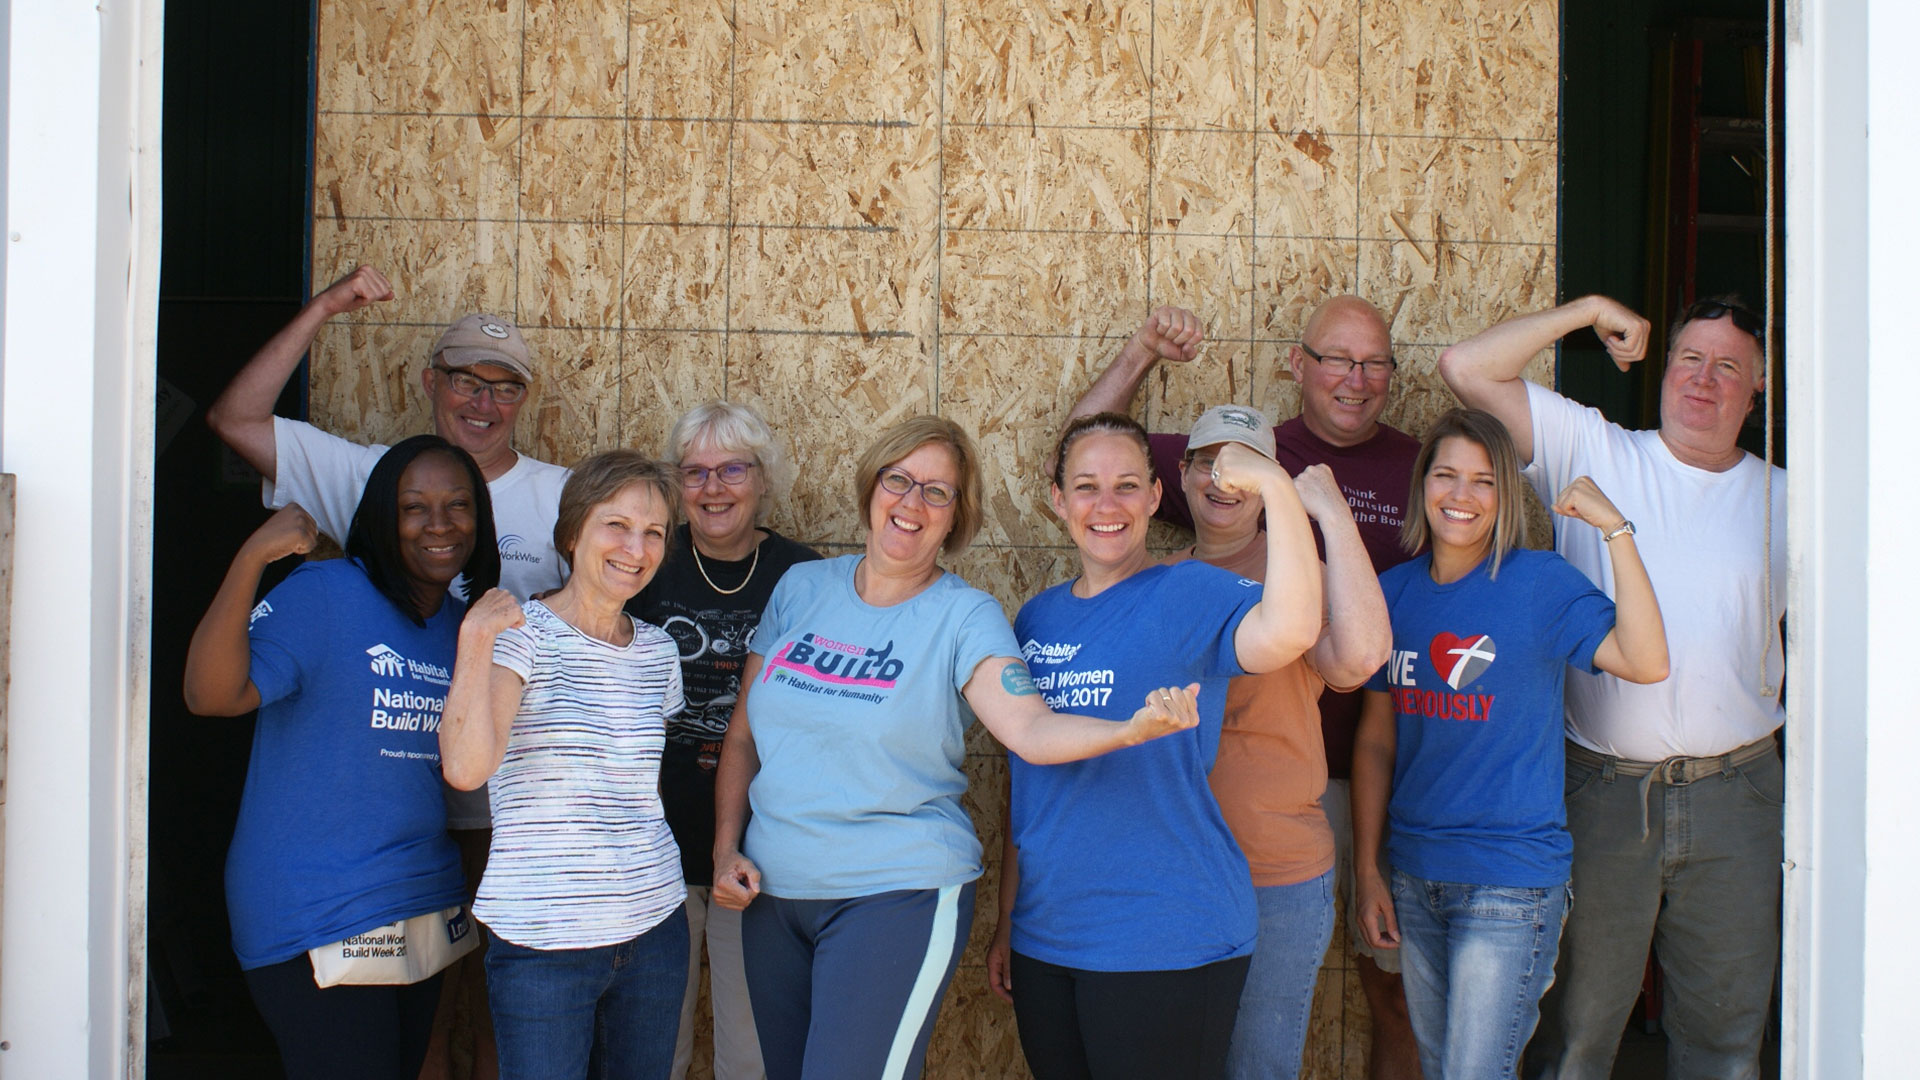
[625,402,820,1080]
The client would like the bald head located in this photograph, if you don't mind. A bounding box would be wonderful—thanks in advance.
[1302,295,1391,345]
[1287,295,1396,447]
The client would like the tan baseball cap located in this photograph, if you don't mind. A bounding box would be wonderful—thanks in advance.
[1187,404,1277,460]
[432,314,533,380]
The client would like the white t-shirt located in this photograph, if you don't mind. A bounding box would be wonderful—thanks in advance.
[1524,381,1786,761]
[476,601,687,949]
[265,416,570,602]
[265,416,570,828]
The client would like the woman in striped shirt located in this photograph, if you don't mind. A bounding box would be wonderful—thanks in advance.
[440,450,689,1080]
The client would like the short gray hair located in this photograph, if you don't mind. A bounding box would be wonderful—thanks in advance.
[666,401,790,524]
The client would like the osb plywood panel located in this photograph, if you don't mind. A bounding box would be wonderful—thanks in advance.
[311,2,1560,1076]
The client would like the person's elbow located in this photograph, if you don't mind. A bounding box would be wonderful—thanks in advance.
[441,754,492,791]
[1618,652,1670,685]
[1240,620,1321,675]
[1323,630,1392,691]
[182,682,250,718]
[1436,344,1477,397]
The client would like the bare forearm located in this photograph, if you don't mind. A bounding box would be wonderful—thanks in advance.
[440,631,508,789]
[1350,695,1396,883]
[713,718,758,856]
[1237,480,1324,672]
[205,300,338,477]
[1313,515,1392,688]
[1440,296,1604,393]
[182,550,273,715]
[1598,536,1669,683]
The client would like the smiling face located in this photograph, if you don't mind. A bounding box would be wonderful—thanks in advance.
[1658,315,1764,464]
[679,437,766,554]
[395,451,480,595]
[565,482,672,605]
[1289,298,1395,447]
[1180,441,1263,544]
[865,441,960,576]
[1051,430,1163,578]
[422,360,525,473]
[1421,436,1499,562]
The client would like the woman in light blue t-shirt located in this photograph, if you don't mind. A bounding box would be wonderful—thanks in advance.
[1352,408,1669,1080]
[709,416,1202,1080]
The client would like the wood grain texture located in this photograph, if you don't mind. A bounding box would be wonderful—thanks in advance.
[310,2,1561,1074]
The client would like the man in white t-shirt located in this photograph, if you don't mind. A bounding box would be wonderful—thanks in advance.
[1439,296,1786,1080]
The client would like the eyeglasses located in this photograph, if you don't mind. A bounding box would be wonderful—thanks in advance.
[1679,299,1766,345]
[1300,344,1396,380]
[1183,452,1219,474]
[434,365,528,404]
[876,467,958,508]
[680,461,757,488]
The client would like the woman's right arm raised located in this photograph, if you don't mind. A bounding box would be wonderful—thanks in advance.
[183,504,319,716]
[438,589,528,790]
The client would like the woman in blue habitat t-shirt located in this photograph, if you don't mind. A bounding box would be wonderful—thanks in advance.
[1351,408,1669,1080]
[183,435,499,1080]
[991,412,1327,1080]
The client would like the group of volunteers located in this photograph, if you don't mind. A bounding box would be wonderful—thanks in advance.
[184,262,1785,1080]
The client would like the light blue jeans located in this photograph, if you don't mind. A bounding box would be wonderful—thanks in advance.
[1224,869,1334,1080]
[1393,870,1570,1080]
[1527,740,1783,1080]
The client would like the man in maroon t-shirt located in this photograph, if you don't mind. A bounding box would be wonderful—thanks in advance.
[1066,296,1424,1080]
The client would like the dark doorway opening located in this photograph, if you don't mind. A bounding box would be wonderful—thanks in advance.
[147,1,312,1075]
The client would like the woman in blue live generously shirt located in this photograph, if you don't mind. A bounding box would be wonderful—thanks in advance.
[184,435,498,1080]
[1351,409,1669,1080]
[706,416,1202,1080]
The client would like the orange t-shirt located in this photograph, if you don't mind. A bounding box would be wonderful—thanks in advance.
[1167,534,1336,887]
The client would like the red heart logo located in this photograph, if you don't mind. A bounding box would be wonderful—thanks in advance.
[1429,631,1496,690]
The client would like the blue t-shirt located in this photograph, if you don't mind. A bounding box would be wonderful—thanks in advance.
[225,558,467,970]
[1366,549,1615,888]
[745,555,1019,899]
[1009,561,1262,971]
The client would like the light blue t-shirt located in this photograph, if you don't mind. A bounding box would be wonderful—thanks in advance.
[745,555,1020,899]
[1010,561,1262,971]
[227,558,466,970]
[1365,549,1615,887]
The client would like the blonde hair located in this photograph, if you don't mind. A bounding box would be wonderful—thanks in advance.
[553,451,682,567]
[852,416,985,557]
[1400,408,1527,579]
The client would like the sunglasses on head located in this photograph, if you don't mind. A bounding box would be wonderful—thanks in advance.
[1679,299,1766,345]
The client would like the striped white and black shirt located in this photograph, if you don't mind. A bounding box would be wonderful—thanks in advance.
[475,600,687,949]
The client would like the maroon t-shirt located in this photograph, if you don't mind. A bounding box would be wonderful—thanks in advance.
[1147,416,1421,777]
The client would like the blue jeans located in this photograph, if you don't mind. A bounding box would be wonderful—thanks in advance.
[1393,870,1569,1080]
[1224,869,1334,1080]
[1527,740,1783,1080]
[484,905,690,1080]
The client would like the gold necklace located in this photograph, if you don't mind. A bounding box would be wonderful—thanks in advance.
[691,540,758,596]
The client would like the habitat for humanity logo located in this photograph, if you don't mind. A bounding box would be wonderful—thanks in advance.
[1020,639,1082,666]
[760,633,903,704]
[248,600,273,627]
[499,534,542,564]
[366,644,452,686]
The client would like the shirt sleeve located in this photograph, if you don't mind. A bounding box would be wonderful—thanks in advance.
[1521,381,1626,509]
[1167,561,1263,681]
[749,567,800,657]
[245,563,329,708]
[949,592,1023,689]
[661,636,687,716]
[263,417,387,546]
[1536,555,1618,675]
[492,616,538,682]
[1146,432,1195,531]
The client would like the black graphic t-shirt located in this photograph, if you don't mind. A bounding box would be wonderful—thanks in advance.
[627,524,821,884]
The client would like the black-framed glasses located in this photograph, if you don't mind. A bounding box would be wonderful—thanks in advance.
[1300,343,1396,379]
[1679,299,1766,345]
[433,365,528,404]
[876,467,958,507]
[680,461,757,488]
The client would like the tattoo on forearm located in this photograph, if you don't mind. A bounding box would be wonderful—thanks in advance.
[1001,663,1039,696]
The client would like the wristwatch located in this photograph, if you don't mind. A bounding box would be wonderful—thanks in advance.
[1602,519,1636,543]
